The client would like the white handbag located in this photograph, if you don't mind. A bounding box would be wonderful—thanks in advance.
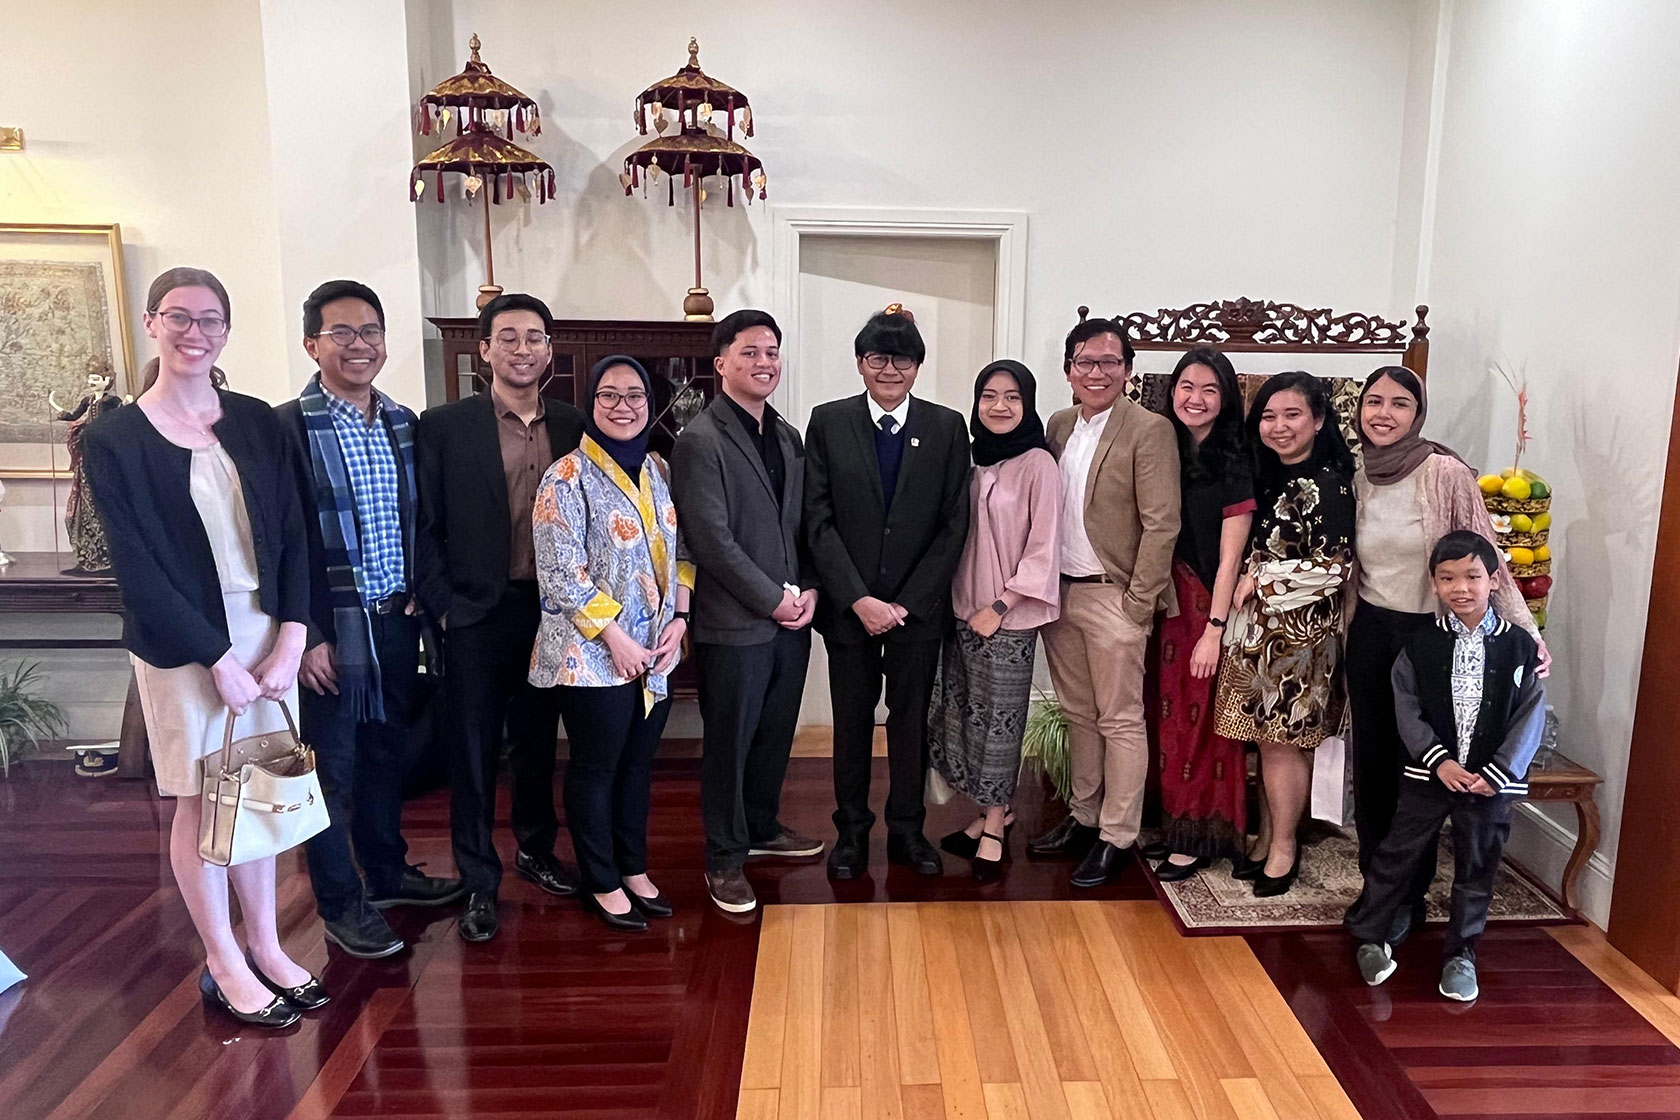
[198,700,329,866]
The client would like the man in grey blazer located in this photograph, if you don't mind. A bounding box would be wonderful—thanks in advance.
[672,310,823,914]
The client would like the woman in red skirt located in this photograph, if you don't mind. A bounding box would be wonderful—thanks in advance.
[1145,349,1255,881]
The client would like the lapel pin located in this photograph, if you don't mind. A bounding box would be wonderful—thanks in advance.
[910,437,920,447]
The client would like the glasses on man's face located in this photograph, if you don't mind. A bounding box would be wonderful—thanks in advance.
[863,353,917,372]
[492,331,551,352]
[154,310,229,338]
[315,324,386,348]
[595,389,649,409]
[1070,357,1126,376]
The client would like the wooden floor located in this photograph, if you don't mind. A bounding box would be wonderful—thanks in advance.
[738,900,1358,1120]
[3,757,1680,1119]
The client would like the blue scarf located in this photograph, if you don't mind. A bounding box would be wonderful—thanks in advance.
[298,375,417,722]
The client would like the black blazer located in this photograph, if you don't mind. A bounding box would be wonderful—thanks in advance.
[804,393,971,645]
[83,390,311,669]
[414,391,584,629]
[672,395,812,646]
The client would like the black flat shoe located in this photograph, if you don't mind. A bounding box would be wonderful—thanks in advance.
[1071,840,1122,888]
[624,882,674,919]
[1230,850,1267,881]
[199,968,301,1029]
[246,953,330,1011]
[1139,839,1172,862]
[1153,856,1208,884]
[971,830,1008,883]
[458,892,499,943]
[586,890,649,932]
[1252,851,1302,898]
[940,828,981,859]
[828,833,868,880]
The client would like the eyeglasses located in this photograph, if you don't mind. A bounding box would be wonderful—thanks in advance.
[314,324,386,347]
[863,353,917,372]
[595,389,649,408]
[153,310,229,338]
[490,330,551,351]
[1070,357,1127,376]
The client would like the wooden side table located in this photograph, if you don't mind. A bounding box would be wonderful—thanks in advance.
[1522,750,1603,912]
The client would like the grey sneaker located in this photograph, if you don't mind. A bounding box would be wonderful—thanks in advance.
[1357,942,1397,986]
[1439,955,1479,1001]
[748,829,825,859]
[706,868,758,913]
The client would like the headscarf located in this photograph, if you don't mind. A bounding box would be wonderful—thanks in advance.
[585,354,654,480]
[969,360,1050,467]
[1359,366,1466,486]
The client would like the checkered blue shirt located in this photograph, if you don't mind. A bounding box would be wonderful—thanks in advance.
[323,386,406,602]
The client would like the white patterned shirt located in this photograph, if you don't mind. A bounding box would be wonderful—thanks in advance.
[1448,609,1497,764]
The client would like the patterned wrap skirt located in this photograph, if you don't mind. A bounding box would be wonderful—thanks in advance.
[928,626,1039,808]
[1145,561,1248,858]
[1212,583,1346,751]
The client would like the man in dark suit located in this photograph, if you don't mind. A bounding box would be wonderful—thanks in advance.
[673,310,823,914]
[415,293,585,942]
[804,306,971,879]
[277,280,462,961]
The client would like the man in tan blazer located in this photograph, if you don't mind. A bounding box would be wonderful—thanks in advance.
[1027,317,1180,888]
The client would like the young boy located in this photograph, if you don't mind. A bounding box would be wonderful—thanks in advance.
[1345,530,1547,1001]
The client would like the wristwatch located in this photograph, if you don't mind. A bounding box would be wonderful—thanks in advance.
[990,599,1009,617]
[1207,616,1226,629]
[673,610,691,622]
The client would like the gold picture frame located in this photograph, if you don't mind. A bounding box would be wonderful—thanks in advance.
[0,222,137,478]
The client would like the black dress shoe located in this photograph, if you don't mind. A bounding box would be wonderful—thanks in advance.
[827,833,868,880]
[940,828,981,860]
[368,865,467,909]
[624,881,674,919]
[459,892,500,942]
[515,849,581,897]
[888,831,943,877]
[1153,856,1208,884]
[1253,851,1303,898]
[246,953,330,1011]
[585,890,649,932]
[1070,840,1122,888]
[199,968,301,1029]
[323,901,405,959]
[971,831,1008,883]
[1027,815,1099,860]
[1139,839,1172,861]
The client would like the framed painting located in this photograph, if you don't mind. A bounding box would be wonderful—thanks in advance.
[0,223,137,478]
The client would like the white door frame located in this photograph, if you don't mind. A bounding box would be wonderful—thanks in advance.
[769,205,1029,420]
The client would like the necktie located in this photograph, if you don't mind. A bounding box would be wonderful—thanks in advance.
[879,415,897,434]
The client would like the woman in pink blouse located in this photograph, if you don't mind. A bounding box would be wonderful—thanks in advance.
[929,360,1061,881]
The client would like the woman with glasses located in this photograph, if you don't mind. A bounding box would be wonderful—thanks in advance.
[84,267,318,1028]
[531,356,694,931]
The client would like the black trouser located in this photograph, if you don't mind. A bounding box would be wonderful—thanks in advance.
[1346,780,1513,962]
[827,634,941,837]
[557,682,671,894]
[1347,600,1438,904]
[697,628,812,872]
[445,583,562,894]
[300,608,420,921]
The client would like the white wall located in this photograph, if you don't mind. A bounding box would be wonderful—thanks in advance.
[1419,0,1680,927]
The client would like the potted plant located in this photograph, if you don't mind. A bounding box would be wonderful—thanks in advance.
[0,661,67,777]
[1019,690,1071,803]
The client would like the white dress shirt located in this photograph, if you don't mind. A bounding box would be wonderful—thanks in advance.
[865,392,911,432]
[1058,406,1112,578]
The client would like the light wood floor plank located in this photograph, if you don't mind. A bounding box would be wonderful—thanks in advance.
[1220,1078,1283,1120]
[918,904,989,1120]
[890,904,944,1085]
[781,905,827,1120]
[1184,937,1322,1120]
[1012,902,1101,1083]
[858,905,908,1120]
[903,1083,950,1120]
[737,1087,780,1120]
[1299,1075,1363,1120]
[1551,924,1680,1048]
[982,1082,1032,1120]
[982,907,1073,1120]
[742,906,795,1091]
[1197,937,1335,1077]
[822,905,862,1088]
[951,902,1022,1085]
[1040,903,1154,1120]
[821,1085,863,1120]
[1139,1079,1198,1120]
[1072,902,1179,1080]
[1061,1080,1111,1119]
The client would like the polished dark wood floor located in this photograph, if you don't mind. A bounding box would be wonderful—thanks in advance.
[0,757,1675,1119]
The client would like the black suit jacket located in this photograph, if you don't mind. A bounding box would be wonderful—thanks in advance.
[804,393,971,645]
[414,391,584,629]
[672,395,812,646]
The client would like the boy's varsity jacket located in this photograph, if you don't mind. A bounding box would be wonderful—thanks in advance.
[1390,611,1547,795]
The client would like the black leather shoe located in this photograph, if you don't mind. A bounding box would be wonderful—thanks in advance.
[624,881,674,919]
[1071,840,1122,888]
[246,953,330,1011]
[940,828,981,860]
[323,901,405,959]
[1231,851,1267,881]
[1027,815,1098,860]
[199,968,301,1029]
[1253,851,1303,898]
[459,892,500,942]
[368,865,467,909]
[586,890,649,932]
[971,831,1008,883]
[888,831,943,877]
[515,849,581,897]
[1139,839,1172,861]
[1153,855,1208,884]
[827,833,868,880]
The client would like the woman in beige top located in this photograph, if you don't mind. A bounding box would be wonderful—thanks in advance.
[1347,365,1549,944]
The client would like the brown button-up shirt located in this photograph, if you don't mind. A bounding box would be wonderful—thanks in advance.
[491,385,553,581]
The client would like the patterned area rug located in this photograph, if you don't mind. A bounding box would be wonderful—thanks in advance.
[1150,826,1570,934]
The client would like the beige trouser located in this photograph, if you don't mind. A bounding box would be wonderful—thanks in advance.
[1040,581,1151,848]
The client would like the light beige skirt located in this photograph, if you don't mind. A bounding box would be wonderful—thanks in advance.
[132,591,298,797]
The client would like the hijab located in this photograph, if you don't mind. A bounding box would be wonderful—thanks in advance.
[1359,366,1466,486]
[969,360,1050,467]
[585,354,654,481]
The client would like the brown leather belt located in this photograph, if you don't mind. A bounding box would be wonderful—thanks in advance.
[1060,573,1115,585]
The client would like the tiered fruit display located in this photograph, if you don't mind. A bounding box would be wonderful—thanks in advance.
[1478,467,1553,629]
